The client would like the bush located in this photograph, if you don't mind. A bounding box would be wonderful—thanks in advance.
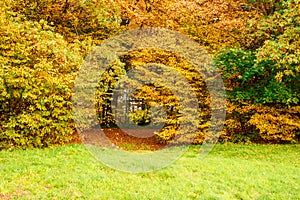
[214,0,300,143]
[0,8,84,149]
[129,110,151,126]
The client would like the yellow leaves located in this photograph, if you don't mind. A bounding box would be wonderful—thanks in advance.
[0,2,86,148]
[224,99,300,142]
[37,71,47,79]
[249,112,299,141]
[155,127,177,142]
[275,71,283,82]
[8,0,122,44]
[117,0,255,53]
[226,100,256,114]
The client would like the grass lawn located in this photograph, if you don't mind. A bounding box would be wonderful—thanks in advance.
[0,143,299,199]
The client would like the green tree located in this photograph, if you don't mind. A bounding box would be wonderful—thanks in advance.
[214,0,300,143]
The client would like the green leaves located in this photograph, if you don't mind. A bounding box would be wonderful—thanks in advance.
[214,0,300,143]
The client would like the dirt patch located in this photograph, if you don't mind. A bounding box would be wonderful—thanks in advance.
[0,193,11,200]
[74,128,166,151]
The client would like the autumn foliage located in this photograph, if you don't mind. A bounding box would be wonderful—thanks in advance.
[0,4,84,149]
[215,0,300,143]
[0,0,299,149]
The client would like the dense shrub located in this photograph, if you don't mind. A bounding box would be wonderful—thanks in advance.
[1,0,299,149]
[0,7,84,149]
[214,0,300,143]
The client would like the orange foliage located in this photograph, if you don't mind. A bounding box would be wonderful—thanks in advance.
[117,0,259,53]
[222,101,300,143]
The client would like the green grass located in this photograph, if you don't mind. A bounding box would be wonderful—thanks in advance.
[0,144,299,199]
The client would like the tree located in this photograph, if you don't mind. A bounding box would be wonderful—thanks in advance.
[0,2,84,149]
[95,49,212,144]
[9,0,123,44]
[117,0,259,53]
[214,0,300,143]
